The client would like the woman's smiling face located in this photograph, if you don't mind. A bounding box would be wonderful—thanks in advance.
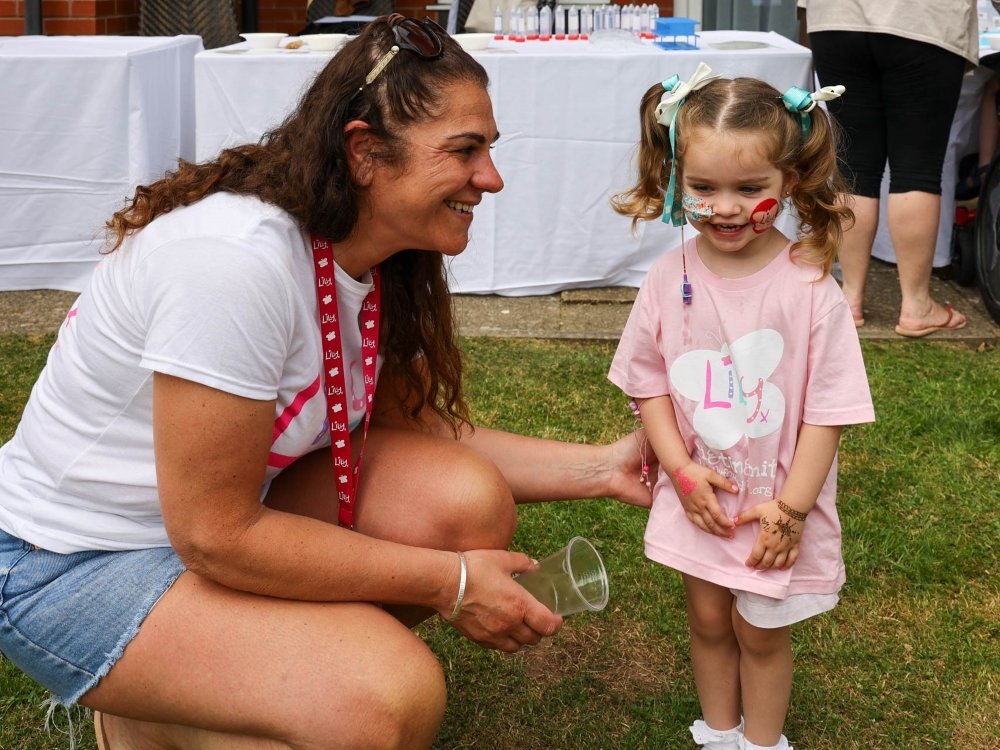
[363,79,504,258]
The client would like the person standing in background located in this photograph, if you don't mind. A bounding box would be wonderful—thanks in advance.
[807,0,978,336]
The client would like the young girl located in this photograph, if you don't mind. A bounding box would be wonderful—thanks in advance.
[608,65,876,750]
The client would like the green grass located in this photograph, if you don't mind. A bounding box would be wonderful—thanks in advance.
[1,335,998,750]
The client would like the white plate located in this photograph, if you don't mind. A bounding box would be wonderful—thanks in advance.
[217,47,310,54]
[708,40,771,50]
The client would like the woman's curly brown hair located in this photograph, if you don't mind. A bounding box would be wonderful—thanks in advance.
[105,16,490,435]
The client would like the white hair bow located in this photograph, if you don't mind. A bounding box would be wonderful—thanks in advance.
[784,84,845,113]
[655,62,722,128]
[782,84,846,138]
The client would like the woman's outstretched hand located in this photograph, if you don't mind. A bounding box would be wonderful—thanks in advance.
[446,549,563,653]
[602,429,657,508]
[734,500,804,570]
[672,461,738,538]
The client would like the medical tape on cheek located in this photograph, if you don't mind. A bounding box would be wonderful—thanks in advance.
[681,192,713,221]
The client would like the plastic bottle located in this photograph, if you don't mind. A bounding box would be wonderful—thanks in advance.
[646,3,659,39]
[527,5,539,40]
[555,3,566,39]
[539,4,553,41]
[580,5,592,39]
[493,5,504,40]
[511,6,525,42]
[568,4,579,40]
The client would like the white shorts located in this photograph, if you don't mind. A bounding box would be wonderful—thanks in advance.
[729,589,840,629]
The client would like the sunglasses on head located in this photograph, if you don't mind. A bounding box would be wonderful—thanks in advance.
[360,14,446,91]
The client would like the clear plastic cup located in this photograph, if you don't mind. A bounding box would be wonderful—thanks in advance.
[514,536,609,615]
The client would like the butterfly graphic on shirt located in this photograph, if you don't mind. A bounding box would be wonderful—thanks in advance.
[669,329,785,450]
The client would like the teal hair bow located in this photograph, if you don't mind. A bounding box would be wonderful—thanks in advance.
[656,62,721,226]
[782,84,845,139]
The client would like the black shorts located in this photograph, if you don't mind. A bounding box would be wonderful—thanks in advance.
[810,31,967,197]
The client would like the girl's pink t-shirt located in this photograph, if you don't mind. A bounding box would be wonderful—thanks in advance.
[609,239,875,599]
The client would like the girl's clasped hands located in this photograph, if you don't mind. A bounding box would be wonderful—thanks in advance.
[669,462,804,570]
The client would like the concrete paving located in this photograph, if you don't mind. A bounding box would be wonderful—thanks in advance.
[455,258,1000,344]
[2,258,998,343]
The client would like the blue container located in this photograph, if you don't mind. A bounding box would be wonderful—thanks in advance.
[654,16,699,50]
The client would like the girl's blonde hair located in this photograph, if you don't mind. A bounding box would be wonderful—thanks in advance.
[611,77,853,277]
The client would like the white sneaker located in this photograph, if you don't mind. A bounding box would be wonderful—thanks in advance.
[690,719,743,750]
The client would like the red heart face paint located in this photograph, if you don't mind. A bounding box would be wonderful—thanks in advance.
[750,198,779,234]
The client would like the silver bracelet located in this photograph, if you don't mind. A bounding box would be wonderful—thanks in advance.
[446,552,468,622]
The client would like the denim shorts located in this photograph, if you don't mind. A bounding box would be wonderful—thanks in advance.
[0,527,185,706]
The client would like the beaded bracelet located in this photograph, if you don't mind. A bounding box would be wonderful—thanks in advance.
[446,552,468,622]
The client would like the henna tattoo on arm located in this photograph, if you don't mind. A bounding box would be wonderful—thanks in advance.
[760,515,799,541]
[774,517,798,541]
[776,498,808,522]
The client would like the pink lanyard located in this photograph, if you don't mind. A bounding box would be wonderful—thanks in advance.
[310,234,381,529]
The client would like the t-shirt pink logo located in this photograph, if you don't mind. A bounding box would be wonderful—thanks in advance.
[669,329,786,450]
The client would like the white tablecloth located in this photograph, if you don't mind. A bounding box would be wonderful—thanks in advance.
[196,30,812,294]
[0,35,203,292]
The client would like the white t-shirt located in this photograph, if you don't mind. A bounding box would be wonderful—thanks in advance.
[0,193,379,553]
[609,238,875,599]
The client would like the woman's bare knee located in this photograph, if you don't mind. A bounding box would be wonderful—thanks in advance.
[356,433,517,552]
[438,452,516,549]
[322,637,446,750]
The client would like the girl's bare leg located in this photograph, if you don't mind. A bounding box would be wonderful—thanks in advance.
[733,614,792,747]
[682,575,741,732]
[84,427,517,749]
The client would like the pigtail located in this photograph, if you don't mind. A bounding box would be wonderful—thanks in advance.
[789,108,854,277]
[610,82,674,233]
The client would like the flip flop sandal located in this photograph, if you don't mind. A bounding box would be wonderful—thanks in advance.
[94,710,110,750]
[894,304,968,338]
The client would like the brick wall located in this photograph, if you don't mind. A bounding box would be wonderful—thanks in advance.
[0,0,139,36]
[256,0,305,34]
[0,0,673,37]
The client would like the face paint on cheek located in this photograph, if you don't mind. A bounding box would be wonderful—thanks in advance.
[750,198,779,234]
[682,192,713,222]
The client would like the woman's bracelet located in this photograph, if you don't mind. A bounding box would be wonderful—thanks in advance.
[776,498,808,522]
[445,552,468,622]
